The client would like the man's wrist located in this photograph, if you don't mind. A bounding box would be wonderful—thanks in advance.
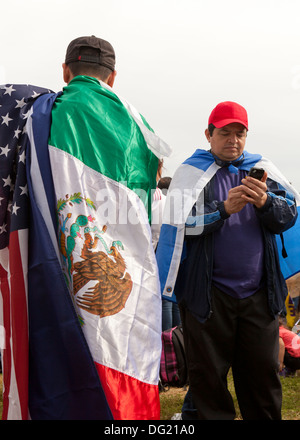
[255,193,269,210]
[218,201,231,219]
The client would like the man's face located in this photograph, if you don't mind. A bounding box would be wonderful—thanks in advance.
[205,122,247,162]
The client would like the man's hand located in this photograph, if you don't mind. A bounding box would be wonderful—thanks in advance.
[241,171,268,208]
[224,186,249,215]
[223,171,268,215]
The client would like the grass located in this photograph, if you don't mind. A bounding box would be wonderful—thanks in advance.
[1,371,299,420]
[159,371,300,420]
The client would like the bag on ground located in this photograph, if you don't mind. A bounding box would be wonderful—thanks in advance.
[160,325,188,388]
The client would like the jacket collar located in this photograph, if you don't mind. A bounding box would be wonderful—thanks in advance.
[210,150,245,174]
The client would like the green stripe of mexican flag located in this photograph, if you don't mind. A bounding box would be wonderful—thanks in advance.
[47,76,171,420]
[49,75,169,221]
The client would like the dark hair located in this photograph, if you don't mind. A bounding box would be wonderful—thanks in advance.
[67,47,113,81]
[156,159,164,180]
[157,176,172,190]
[67,61,113,82]
[208,122,248,136]
[278,315,288,328]
[208,123,216,136]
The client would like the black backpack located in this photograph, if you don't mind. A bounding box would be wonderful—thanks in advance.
[160,325,188,388]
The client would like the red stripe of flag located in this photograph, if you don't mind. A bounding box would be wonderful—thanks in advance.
[7,230,29,420]
[0,263,12,420]
[95,362,160,420]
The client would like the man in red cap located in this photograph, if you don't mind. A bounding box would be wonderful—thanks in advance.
[205,101,268,215]
[156,101,299,420]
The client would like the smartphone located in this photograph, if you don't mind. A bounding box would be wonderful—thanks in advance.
[248,167,264,180]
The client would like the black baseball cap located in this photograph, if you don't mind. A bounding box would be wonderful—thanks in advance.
[65,35,115,71]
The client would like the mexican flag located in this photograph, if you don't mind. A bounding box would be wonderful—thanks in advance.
[46,76,170,419]
[0,78,171,420]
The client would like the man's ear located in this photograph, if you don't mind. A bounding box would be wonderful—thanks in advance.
[62,63,73,84]
[205,128,211,143]
[107,70,117,88]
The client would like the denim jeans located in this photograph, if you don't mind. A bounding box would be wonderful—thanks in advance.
[162,299,181,332]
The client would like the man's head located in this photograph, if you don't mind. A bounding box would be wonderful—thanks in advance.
[157,176,172,194]
[62,35,117,86]
[205,101,248,162]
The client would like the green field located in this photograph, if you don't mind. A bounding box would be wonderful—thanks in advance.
[1,371,299,420]
[159,371,300,420]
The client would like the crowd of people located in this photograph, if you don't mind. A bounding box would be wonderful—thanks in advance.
[1,34,300,421]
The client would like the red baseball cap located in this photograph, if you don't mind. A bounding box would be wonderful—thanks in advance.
[208,101,248,130]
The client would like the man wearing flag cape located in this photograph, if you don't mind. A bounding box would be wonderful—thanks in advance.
[0,36,171,420]
[156,101,300,420]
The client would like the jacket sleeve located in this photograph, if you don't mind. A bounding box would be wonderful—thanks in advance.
[185,177,298,237]
[185,195,229,237]
[254,178,298,234]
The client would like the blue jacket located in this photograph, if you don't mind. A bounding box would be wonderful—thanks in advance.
[174,173,297,322]
[156,149,300,322]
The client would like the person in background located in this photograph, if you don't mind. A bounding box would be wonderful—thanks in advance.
[151,160,166,250]
[278,316,300,376]
[158,177,172,195]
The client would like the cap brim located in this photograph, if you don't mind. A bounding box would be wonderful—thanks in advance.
[213,119,248,130]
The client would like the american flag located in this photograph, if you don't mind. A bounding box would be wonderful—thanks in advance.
[0,85,113,420]
[0,84,52,419]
